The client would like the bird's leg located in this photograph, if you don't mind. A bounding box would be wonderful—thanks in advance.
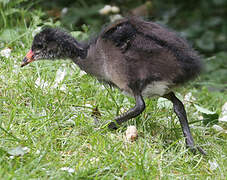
[163,92,206,155]
[108,94,145,130]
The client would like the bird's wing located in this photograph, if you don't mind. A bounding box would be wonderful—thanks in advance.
[101,19,137,52]
[101,18,168,53]
[101,17,189,54]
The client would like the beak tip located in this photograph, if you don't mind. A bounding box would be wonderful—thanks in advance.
[21,50,34,67]
[21,57,29,67]
[21,63,25,67]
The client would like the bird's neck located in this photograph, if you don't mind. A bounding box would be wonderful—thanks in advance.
[59,35,88,60]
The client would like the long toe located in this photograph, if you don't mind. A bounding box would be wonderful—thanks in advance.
[187,145,207,155]
[188,146,197,154]
[197,146,207,155]
[108,122,118,130]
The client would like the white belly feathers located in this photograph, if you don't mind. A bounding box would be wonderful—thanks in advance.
[142,81,170,97]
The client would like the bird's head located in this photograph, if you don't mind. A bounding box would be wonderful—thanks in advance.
[21,28,85,67]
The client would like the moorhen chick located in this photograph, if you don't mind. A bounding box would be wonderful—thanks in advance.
[21,17,206,154]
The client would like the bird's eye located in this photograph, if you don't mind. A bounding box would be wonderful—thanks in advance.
[36,44,43,49]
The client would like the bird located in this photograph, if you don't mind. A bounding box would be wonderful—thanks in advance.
[21,17,206,154]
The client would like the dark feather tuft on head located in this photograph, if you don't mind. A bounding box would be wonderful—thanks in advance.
[31,28,87,60]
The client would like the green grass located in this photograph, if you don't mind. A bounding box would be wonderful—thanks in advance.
[0,4,227,179]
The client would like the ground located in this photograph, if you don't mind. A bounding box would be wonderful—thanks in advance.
[0,6,226,180]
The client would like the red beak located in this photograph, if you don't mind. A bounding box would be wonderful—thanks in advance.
[21,50,35,67]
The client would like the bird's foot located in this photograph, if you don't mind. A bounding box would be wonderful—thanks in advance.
[187,145,207,155]
[108,122,119,130]
[185,137,206,155]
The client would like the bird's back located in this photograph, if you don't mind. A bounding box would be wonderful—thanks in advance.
[82,17,203,96]
[127,17,203,84]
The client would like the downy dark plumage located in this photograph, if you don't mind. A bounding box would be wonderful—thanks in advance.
[22,17,205,154]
